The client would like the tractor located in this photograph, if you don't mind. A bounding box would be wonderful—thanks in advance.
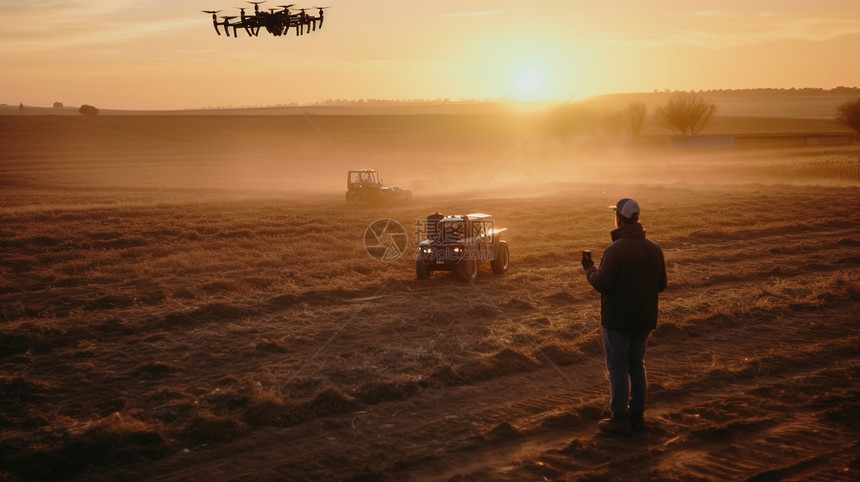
[345,169,412,205]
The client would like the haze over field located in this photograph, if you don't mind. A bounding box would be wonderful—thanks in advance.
[0,110,856,201]
[2,0,860,110]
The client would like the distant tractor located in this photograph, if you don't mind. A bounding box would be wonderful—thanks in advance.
[415,212,509,281]
[345,169,412,205]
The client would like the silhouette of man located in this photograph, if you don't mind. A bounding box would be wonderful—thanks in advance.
[582,198,667,433]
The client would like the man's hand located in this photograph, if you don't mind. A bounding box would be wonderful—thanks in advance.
[581,257,594,270]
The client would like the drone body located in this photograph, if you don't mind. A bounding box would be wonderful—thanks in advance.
[202,1,328,38]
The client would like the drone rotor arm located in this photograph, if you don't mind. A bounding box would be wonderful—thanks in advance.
[220,16,238,37]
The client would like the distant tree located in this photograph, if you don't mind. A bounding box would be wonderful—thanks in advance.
[624,102,647,139]
[836,99,860,137]
[833,86,860,96]
[79,104,99,116]
[53,101,64,109]
[19,102,23,111]
[654,92,717,136]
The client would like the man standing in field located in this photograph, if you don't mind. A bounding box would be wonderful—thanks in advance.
[582,198,667,433]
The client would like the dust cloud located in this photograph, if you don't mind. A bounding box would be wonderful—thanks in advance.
[2,111,857,205]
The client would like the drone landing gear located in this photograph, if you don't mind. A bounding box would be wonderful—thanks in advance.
[203,11,223,35]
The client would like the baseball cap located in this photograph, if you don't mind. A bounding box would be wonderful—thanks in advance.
[610,198,640,221]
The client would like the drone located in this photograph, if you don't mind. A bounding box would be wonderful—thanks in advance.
[202,1,328,38]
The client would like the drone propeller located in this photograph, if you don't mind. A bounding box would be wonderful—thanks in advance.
[221,15,238,20]
[247,0,266,13]
[204,10,223,35]
[313,6,327,29]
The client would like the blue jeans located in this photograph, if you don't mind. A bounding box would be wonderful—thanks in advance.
[602,327,649,418]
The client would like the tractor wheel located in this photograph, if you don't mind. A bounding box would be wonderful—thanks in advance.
[491,241,509,274]
[457,258,479,282]
[416,260,432,280]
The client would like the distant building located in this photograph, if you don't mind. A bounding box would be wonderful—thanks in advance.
[806,135,854,146]
[671,135,735,149]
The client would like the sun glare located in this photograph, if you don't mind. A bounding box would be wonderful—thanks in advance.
[518,68,544,100]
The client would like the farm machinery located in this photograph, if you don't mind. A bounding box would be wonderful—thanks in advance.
[345,169,412,205]
[415,212,509,281]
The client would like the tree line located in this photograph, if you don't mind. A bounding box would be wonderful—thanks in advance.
[547,91,860,139]
[665,87,860,97]
[31,88,860,138]
[654,92,860,137]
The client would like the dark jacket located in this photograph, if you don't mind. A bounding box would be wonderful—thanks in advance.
[586,222,667,335]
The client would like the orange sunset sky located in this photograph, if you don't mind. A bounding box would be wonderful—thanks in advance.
[2,0,860,110]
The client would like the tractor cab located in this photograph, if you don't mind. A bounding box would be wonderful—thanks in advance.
[347,169,382,189]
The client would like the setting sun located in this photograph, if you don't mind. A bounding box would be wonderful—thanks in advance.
[517,68,545,100]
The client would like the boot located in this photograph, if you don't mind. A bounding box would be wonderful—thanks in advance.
[598,416,631,434]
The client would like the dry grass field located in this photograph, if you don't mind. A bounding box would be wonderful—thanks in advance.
[1,108,859,480]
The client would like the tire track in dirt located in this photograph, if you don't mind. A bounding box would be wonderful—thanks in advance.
[108,297,860,481]
[386,304,860,481]
[3,261,852,480]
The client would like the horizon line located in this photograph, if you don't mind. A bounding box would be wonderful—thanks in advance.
[4,86,859,112]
